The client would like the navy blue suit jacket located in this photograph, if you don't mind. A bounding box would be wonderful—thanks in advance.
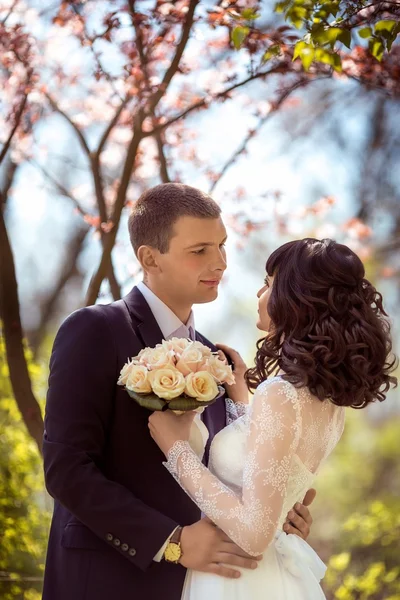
[42,286,227,600]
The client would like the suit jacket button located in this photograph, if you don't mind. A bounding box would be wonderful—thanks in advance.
[113,538,121,547]
[128,548,136,556]
[121,543,129,551]
[106,533,113,542]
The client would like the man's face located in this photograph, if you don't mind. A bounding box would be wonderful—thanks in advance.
[154,215,227,305]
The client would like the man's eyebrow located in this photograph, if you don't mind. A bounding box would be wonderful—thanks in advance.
[185,236,227,250]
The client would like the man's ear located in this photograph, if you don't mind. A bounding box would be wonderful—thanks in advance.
[137,245,160,274]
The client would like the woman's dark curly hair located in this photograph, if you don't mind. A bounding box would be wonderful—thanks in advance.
[245,238,397,408]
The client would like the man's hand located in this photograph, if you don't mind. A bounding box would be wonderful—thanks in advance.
[179,518,262,579]
[283,489,316,540]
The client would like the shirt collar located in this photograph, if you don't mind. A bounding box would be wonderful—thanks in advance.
[136,281,195,340]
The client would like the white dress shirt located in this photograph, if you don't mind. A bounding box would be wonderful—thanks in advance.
[136,281,207,562]
[136,281,195,341]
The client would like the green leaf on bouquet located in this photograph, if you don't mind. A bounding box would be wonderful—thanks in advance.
[126,389,166,411]
[126,386,225,412]
[167,396,216,411]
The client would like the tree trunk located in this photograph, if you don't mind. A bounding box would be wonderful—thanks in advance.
[0,194,44,453]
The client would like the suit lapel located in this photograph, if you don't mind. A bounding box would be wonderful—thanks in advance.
[123,286,165,348]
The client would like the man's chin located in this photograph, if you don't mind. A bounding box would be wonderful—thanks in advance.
[194,289,219,304]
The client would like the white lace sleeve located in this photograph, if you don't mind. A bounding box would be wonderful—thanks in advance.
[164,379,302,556]
[225,398,249,424]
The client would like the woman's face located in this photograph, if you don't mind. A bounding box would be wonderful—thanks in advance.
[256,275,274,331]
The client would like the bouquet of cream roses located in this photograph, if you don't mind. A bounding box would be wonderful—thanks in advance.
[117,337,235,411]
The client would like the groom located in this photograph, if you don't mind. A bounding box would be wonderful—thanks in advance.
[42,183,314,600]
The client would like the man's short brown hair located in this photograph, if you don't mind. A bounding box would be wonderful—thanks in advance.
[128,183,221,254]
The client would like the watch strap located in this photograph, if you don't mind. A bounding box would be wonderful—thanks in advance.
[170,526,183,545]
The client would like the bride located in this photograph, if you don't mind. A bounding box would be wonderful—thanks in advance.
[148,238,397,600]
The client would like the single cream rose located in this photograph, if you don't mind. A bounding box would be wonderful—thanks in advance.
[176,345,205,376]
[185,371,219,402]
[149,367,186,400]
[192,341,213,358]
[206,355,236,385]
[162,337,192,356]
[117,360,135,386]
[125,365,152,394]
[137,345,175,370]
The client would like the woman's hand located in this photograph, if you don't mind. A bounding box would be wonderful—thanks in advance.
[216,344,249,404]
[148,410,197,457]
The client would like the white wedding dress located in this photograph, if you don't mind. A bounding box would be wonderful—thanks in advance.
[164,376,345,600]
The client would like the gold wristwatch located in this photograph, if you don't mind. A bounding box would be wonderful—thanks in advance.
[163,526,183,564]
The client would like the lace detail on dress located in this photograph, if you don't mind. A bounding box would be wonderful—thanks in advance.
[166,440,191,474]
[225,398,249,425]
[164,378,306,556]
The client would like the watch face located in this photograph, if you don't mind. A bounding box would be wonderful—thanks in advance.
[165,542,181,562]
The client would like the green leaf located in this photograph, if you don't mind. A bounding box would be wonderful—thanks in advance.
[287,5,308,29]
[327,2,340,17]
[387,34,398,52]
[332,52,342,72]
[231,26,250,50]
[315,1,340,18]
[337,29,351,49]
[300,47,315,71]
[241,8,260,21]
[315,47,335,66]
[359,26,372,39]
[262,44,282,62]
[374,20,397,34]
[311,26,344,48]
[293,40,307,60]
[274,1,290,13]
[126,386,224,412]
[369,38,384,61]
[126,389,166,410]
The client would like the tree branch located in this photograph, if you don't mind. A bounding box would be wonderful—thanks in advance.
[0,187,44,453]
[85,116,145,306]
[129,2,171,182]
[146,63,298,136]
[28,224,90,354]
[28,157,87,216]
[1,0,18,25]
[148,0,200,113]
[46,93,91,157]
[96,97,130,157]
[46,96,122,299]
[29,158,121,300]
[208,75,328,193]
[155,126,171,183]
[2,159,18,200]
[0,93,28,166]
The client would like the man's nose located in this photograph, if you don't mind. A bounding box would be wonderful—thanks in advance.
[212,249,227,271]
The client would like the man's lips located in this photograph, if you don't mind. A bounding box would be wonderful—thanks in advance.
[200,279,221,286]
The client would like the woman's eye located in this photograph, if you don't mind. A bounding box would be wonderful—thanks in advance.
[264,276,269,286]
[193,248,205,255]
